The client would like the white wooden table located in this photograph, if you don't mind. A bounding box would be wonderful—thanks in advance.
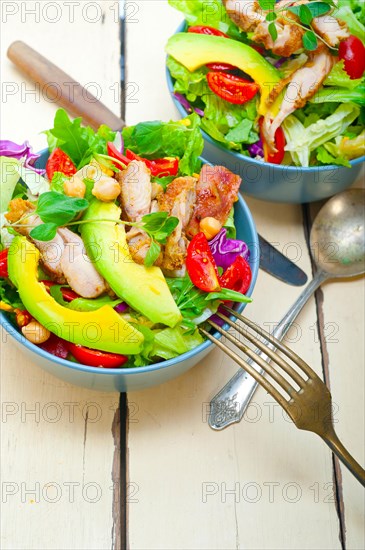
[1,2,364,549]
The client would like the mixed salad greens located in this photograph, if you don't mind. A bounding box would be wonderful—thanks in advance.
[166,0,365,167]
[0,110,253,368]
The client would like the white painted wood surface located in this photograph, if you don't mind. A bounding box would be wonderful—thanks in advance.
[125,2,365,550]
[1,2,121,549]
[1,1,364,549]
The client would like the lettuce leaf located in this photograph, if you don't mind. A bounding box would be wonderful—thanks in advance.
[284,104,360,166]
[310,85,365,106]
[168,0,242,37]
[324,61,364,90]
[316,146,351,168]
[335,2,365,42]
[167,56,209,102]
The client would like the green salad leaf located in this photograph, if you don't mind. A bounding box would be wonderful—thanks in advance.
[324,61,364,90]
[167,0,242,36]
[335,1,365,42]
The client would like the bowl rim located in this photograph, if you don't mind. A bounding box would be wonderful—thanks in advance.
[167,21,365,171]
[0,155,259,376]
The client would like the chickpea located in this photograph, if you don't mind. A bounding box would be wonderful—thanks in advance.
[22,321,51,344]
[199,217,222,240]
[92,175,120,202]
[63,175,86,198]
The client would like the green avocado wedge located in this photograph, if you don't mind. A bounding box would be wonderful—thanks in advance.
[166,33,281,115]
[8,236,144,354]
[80,200,182,328]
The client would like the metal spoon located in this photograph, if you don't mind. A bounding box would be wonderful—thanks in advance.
[209,189,365,430]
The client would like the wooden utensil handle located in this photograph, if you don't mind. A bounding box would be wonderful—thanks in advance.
[7,41,124,132]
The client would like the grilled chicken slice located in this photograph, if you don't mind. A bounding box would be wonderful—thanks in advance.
[263,49,334,151]
[223,0,265,32]
[58,228,107,298]
[5,200,66,281]
[117,160,151,222]
[312,15,349,47]
[157,176,197,274]
[186,166,241,239]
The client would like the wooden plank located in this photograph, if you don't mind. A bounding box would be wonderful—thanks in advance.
[312,175,365,550]
[1,2,122,548]
[125,2,345,548]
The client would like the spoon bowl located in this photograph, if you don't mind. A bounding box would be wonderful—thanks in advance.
[310,189,365,279]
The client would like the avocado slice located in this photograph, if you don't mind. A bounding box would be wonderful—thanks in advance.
[8,236,144,354]
[80,200,182,328]
[166,33,281,115]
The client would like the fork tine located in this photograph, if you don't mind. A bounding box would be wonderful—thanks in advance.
[223,306,320,380]
[200,327,290,411]
[208,319,298,398]
[215,312,306,389]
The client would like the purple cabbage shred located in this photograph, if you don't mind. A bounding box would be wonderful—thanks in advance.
[0,140,45,175]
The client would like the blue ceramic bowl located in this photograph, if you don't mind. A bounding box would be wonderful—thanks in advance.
[167,23,365,203]
[0,150,259,392]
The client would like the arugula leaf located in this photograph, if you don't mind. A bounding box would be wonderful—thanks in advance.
[288,1,331,19]
[152,175,176,190]
[299,4,313,25]
[30,223,58,241]
[144,241,161,267]
[303,31,318,51]
[141,212,169,232]
[268,22,278,42]
[207,288,252,303]
[36,192,89,226]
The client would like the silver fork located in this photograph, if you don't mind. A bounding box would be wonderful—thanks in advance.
[200,306,365,487]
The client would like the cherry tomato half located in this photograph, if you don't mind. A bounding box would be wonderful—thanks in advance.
[0,249,9,278]
[41,280,80,302]
[188,26,229,38]
[219,256,252,295]
[339,35,365,80]
[207,72,260,105]
[186,232,221,292]
[68,343,128,368]
[188,26,235,71]
[259,118,286,165]
[46,148,77,181]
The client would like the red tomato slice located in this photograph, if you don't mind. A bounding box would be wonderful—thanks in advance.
[41,280,79,302]
[68,343,128,368]
[0,249,9,278]
[46,148,77,181]
[206,72,259,105]
[339,35,365,80]
[219,256,252,295]
[188,26,229,38]
[107,142,131,167]
[186,232,221,292]
[259,117,286,165]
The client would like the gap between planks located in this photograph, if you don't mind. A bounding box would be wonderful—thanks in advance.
[303,203,346,550]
